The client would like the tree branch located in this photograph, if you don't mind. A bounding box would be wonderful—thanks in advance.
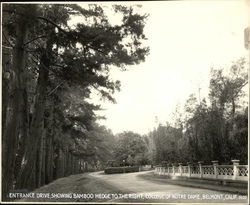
[47,80,65,96]
[52,63,67,69]
[87,45,108,56]
[4,9,109,56]
[2,45,13,50]
[232,81,248,99]
[23,35,46,46]
[3,32,14,48]
[36,16,69,35]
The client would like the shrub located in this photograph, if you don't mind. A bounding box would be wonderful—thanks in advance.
[104,166,139,174]
[161,161,169,167]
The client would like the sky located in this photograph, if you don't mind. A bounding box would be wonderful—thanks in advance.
[85,0,250,135]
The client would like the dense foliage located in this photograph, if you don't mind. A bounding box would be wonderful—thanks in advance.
[148,58,248,165]
[113,131,150,166]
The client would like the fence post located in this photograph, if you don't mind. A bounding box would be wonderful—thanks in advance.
[198,161,203,178]
[212,160,219,179]
[179,163,183,176]
[187,162,191,178]
[167,163,170,176]
[231,160,240,180]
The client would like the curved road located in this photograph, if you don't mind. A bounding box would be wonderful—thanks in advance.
[89,170,247,203]
[15,170,247,203]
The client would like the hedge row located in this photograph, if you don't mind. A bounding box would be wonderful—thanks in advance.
[104,166,139,174]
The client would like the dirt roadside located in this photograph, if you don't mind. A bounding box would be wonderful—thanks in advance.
[12,173,127,203]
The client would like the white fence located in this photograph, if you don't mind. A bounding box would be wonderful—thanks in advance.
[155,160,248,182]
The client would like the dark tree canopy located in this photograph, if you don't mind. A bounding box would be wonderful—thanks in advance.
[2,3,149,200]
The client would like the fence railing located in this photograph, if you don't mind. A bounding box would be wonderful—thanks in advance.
[154,160,248,182]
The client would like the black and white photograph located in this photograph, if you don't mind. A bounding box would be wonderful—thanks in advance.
[1,0,249,204]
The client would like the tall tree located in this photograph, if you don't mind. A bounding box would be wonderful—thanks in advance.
[209,58,248,118]
[2,4,37,200]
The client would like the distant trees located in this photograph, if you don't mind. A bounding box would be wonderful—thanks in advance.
[149,58,248,165]
[150,124,182,164]
[2,3,149,201]
[209,58,248,118]
[113,131,149,166]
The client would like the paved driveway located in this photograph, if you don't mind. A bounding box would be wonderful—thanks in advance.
[89,170,248,203]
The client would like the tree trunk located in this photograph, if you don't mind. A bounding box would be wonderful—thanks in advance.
[232,99,235,119]
[76,158,79,174]
[55,147,64,179]
[54,147,60,179]
[45,131,53,184]
[36,122,45,188]
[41,130,46,186]
[63,149,66,177]
[68,152,72,176]
[71,155,74,174]
[2,47,12,137]
[45,105,54,184]
[14,88,29,185]
[50,144,55,182]
[16,55,49,190]
[2,6,29,200]
[66,150,69,176]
